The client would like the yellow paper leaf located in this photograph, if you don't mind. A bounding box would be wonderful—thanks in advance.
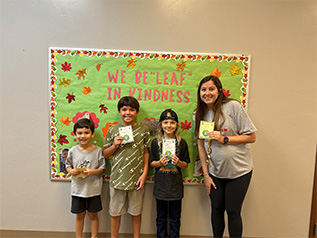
[229,64,241,75]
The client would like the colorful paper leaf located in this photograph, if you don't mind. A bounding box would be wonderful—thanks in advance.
[127,58,136,68]
[59,78,71,87]
[57,134,69,145]
[223,89,231,98]
[61,61,72,71]
[176,61,186,71]
[181,120,192,130]
[76,68,87,79]
[82,86,91,95]
[99,104,108,113]
[210,67,222,78]
[229,64,241,75]
[66,93,75,103]
[60,115,71,126]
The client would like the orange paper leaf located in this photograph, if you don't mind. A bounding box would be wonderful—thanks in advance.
[210,67,222,78]
[127,58,136,68]
[60,115,71,126]
[76,68,87,79]
[176,61,186,71]
[82,86,91,95]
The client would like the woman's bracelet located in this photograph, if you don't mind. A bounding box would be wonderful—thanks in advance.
[203,173,209,177]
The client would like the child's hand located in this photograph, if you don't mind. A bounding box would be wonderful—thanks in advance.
[159,156,168,167]
[114,136,123,147]
[136,174,146,190]
[171,155,180,166]
[83,169,92,177]
[69,169,80,176]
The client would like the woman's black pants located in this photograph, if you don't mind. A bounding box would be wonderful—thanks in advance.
[209,171,252,238]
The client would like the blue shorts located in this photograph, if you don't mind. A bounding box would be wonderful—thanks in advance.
[71,195,102,214]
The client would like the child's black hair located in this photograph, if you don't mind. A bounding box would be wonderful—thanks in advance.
[73,118,95,134]
[117,96,140,112]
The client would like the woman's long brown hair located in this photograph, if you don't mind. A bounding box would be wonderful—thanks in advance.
[194,75,233,139]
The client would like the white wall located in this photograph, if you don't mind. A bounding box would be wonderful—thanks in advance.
[0,0,316,237]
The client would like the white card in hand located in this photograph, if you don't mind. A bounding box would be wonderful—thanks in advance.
[162,139,176,157]
[119,125,134,144]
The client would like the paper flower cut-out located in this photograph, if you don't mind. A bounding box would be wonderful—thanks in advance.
[102,122,119,137]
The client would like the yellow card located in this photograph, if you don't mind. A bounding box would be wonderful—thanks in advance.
[75,167,87,177]
[199,121,215,139]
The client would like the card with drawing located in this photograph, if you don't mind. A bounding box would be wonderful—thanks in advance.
[119,125,134,144]
[162,138,176,169]
[199,121,215,139]
[162,138,176,156]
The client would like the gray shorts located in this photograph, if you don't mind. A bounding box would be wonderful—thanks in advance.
[109,186,145,217]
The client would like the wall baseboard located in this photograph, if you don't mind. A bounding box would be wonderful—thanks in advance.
[0,230,212,238]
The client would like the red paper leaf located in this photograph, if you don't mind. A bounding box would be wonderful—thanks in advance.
[99,104,108,113]
[61,61,72,71]
[181,120,192,130]
[66,93,75,103]
[57,134,69,145]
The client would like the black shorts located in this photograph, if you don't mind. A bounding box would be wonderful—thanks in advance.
[71,195,102,214]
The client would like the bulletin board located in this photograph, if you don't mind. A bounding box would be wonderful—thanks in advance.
[49,48,251,183]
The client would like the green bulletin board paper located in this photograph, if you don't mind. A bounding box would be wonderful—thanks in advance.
[49,48,251,184]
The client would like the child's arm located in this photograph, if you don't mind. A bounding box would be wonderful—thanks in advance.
[83,168,104,177]
[103,136,123,158]
[136,147,149,190]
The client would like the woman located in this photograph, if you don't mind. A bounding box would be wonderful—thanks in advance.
[195,75,256,238]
